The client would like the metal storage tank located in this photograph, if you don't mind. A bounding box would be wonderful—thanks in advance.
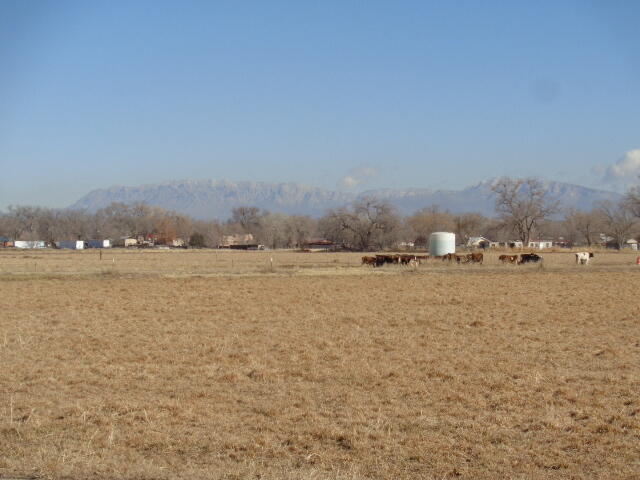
[429,232,456,257]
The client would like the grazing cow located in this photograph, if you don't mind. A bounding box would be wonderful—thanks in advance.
[575,252,594,265]
[399,254,416,265]
[375,254,400,267]
[361,256,376,266]
[454,254,468,264]
[466,252,483,264]
[519,253,542,264]
[375,255,389,267]
[441,253,457,262]
[499,254,518,264]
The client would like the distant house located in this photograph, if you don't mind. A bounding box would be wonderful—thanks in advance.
[170,238,185,247]
[221,233,254,247]
[598,233,615,248]
[625,239,638,250]
[136,234,155,247]
[467,236,491,249]
[528,240,553,250]
[490,241,524,249]
[219,233,259,249]
[113,237,138,248]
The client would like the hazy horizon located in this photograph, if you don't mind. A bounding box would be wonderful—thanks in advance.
[1,1,639,210]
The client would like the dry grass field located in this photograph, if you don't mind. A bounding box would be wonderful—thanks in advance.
[1,249,639,479]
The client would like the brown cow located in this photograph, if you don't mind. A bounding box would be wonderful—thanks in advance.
[399,254,416,265]
[375,254,400,266]
[466,252,483,264]
[498,254,518,264]
[361,256,376,266]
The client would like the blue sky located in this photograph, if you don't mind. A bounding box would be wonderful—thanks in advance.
[1,0,639,209]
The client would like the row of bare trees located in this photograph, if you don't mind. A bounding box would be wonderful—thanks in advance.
[0,204,225,248]
[1,177,639,250]
[492,178,640,249]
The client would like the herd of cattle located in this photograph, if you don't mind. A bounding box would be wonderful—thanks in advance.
[361,252,596,267]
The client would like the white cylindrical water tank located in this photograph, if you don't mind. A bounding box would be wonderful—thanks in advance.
[429,232,456,257]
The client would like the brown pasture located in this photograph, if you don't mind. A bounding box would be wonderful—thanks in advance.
[0,249,639,479]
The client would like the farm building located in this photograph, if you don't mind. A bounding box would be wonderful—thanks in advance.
[528,241,553,249]
[625,239,638,250]
[87,239,111,248]
[221,233,254,247]
[55,240,85,250]
[113,237,138,248]
[490,241,524,249]
[169,238,185,247]
[14,240,47,249]
[304,239,336,251]
[467,236,491,248]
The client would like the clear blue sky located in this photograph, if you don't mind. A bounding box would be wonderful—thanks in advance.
[1,0,638,209]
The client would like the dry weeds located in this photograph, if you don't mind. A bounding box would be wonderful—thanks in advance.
[0,250,639,479]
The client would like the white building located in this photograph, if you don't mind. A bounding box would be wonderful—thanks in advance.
[14,240,47,249]
[490,241,524,249]
[528,241,553,249]
[467,236,491,248]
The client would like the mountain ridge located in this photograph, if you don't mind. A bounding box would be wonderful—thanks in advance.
[69,178,622,219]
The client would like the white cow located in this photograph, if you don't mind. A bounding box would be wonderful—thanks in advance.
[575,252,594,265]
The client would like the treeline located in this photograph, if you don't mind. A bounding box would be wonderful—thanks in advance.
[1,178,640,249]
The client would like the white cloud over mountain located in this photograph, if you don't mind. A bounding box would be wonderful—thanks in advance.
[601,149,640,188]
[339,166,378,189]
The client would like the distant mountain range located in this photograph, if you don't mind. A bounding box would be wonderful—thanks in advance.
[69,178,622,219]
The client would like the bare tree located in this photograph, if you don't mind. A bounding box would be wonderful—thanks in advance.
[230,206,265,233]
[4,206,41,240]
[491,177,557,245]
[597,200,636,249]
[319,197,400,250]
[626,186,640,219]
[192,219,223,247]
[406,206,455,247]
[563,208,603,247]
[453,212,486,245]
[284,215,316,249]
[260,213,288,249]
